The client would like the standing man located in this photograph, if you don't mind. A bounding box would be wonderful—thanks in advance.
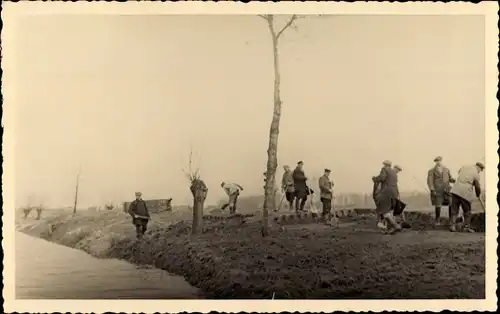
[427,156,455,226]
[292,161,308,212]
[36,205,43,220]
[373,174,386,230]
[128,192,150,239]
[221,181,244,214]
[281,165,295,210]
[449,162,484,232]
[318,168,334,223]
[393,165,410,228]
[373,160,401,234]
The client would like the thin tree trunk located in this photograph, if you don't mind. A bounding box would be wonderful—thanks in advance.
[73,172,80,215]
[262,16,282,237]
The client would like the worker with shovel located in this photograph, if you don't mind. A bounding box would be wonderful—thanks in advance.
[221,182,244,214]
[449,162,484,232]
[372,160,402,234]
[373,164,409,230]
[319,168,334,224]
[128,192,150,240]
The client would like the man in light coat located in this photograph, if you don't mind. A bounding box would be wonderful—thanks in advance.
[221,181,244,214]
[373,160,401,234]
[318,168,334,223]
[427,156,455,226]
[393,165,410,228]
[373,173,386,229]
[281,165,295,210]
[449,162,484,232]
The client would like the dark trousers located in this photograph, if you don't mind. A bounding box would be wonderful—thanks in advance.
[285,192,295,209]
[450,193,472,226]
[320,197,332,219]
[228,193,239,214]
[295,193,307,211]
[133,217,149,238]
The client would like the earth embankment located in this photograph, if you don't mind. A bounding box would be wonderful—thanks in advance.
[18,209,485,299]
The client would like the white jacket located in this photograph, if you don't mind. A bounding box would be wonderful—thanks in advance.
[450,165,481,202]
[222,183,243,196]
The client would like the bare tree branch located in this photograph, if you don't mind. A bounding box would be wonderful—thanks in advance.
[257,14,269,20]
[182,145,201,183]
[276,15,298,40]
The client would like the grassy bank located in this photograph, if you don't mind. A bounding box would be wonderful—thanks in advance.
[17,208,485,299]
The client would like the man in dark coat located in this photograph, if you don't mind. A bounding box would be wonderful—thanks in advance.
[372,160,401,234]
[128,192,150,239]
[292,161,308,212]
[373,164,407,229]
[427,156,455,226]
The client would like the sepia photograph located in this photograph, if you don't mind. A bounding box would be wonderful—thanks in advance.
[2,1,498,313]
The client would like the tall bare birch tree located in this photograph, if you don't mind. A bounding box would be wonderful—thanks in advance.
[73,166,82,215]
[258,14,300,237]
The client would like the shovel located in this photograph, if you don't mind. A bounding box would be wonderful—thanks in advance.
[275,192,286,212]
[478,196,486,212]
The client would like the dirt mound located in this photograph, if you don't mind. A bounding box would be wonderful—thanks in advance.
[19,209,485,299]
[404,211,485,232]
[106,215,484,298]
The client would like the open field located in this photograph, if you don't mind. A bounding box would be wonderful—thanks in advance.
[17,199,485,299]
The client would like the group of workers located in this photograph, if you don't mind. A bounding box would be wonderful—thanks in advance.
[126,157,485,239]
[426,156,485,233]
[279,157,485,234]
[370,156,484,234]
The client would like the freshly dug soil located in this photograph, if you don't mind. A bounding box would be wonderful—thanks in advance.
[19,210,485,299]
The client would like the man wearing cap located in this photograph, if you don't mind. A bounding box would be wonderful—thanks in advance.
[449,162,484,232]
[128,192,150,239]
[319,168,334,223]
[372,160,401,234]
[221,181,244,214]
[293,161,309,212]
[427,156,456,226]
[281,165,295,210]
[373,164,407,230]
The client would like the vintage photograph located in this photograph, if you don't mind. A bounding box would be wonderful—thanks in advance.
[2,1,498,313]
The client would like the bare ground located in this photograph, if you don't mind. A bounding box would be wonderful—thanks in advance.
[17,208,485,299]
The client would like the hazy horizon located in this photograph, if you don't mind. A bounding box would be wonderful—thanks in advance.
[11,14,485,208]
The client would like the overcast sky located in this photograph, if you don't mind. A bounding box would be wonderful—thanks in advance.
[11,14,485,208]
